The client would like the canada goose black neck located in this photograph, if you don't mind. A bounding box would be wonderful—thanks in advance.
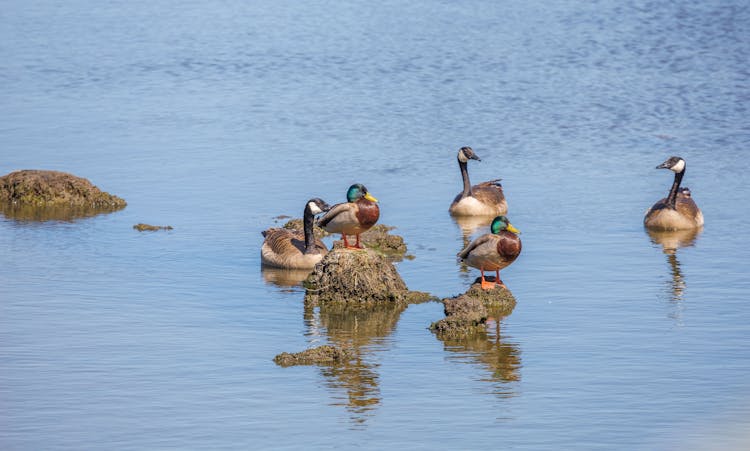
[667,166,685,210]
[302,204,317,254]
[459,158,472,198]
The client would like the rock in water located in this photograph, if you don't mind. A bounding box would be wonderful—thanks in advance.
[0,170,126,207]
[0,170,126,220]
[304,248,409,308]
[273,345,354,367]
[430,278,516,338]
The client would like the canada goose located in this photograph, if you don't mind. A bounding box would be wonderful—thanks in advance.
[261,198,331,269]
[457,215,522,290]
[644,156,704,230]
[318,183,379,249]
[449,146,508,217]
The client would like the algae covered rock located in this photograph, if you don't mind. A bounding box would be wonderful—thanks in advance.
[133,223,173,232]
[0,170,126,220]
[273,345,354,367]
[304,248,409,308]
[430,278,516,339]
[332,224,410,259]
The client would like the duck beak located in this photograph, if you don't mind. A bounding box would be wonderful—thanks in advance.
[506,223,521,234]
[364,193,378,202]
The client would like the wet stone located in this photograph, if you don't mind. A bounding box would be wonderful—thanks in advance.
[430,278,517,338]
[273,345,354,367]
[304,248,409,308]
[133,223,173,232]
[0,170,126,221]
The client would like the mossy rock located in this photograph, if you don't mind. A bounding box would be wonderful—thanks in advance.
[304,248,409,308]
[273,345,354,367]
[429,279,516,338]
[0,170,126,207]
[330,224,412,260]
[282,217,329,239]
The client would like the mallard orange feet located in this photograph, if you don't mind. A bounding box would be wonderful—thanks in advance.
[342,234,364,250]
[480,269,496,290]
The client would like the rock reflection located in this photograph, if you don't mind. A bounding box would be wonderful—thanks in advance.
[646,228,702,320]
[303,303,406,424]
[0,202,125,222]
[436,306,521,397]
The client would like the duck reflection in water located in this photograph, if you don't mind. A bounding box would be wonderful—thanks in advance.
[646,226,702,317]
[436,305,521,397]
[303,303,406,424]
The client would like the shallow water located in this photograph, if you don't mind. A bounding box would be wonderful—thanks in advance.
[2,0,749,449]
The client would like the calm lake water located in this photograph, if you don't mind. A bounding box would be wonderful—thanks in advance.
[2,0,749,449]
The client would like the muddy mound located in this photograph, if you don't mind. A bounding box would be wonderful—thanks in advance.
[0,170,126,207]
[304,248,409,308]
[331,224,410,259]
[282,217,328,239]
[430,278,516,338]
[274,345,354,367]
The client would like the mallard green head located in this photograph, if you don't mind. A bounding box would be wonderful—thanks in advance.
[346,183,378,203]
[491,215,520,234]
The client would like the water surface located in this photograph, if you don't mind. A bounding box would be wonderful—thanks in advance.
[2,1,749,449]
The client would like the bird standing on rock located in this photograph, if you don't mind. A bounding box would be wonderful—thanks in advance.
[318,183,380,249]
[457,215,522,290]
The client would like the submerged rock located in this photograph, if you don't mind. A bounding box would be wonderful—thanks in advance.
[430,277,516,338]
[133,223,173,232]
[273,345,354,367]
[304,248,409,308]
[0,170,126,220]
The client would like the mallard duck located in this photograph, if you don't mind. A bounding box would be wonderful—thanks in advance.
[449,146,508,216]
[318,183,379,249]
[457,215,522,290]
[644,156,704,231]
[261,198,331,269]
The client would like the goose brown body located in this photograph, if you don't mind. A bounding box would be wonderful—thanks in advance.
[261,198,330,269]
[644,156,703,231]
[449,146,508,217]
[260,228,327,269]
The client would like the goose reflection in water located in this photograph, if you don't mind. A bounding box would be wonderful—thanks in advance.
[303,303,406,425]
[646,227,702,320]
[260,266,312,291]
[436,306,521,397]
[452,215,495,277]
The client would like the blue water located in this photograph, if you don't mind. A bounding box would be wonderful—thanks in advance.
[2,1,749,449]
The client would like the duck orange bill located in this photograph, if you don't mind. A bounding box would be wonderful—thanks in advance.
[364,193,378,202]
[507,223,521,234]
